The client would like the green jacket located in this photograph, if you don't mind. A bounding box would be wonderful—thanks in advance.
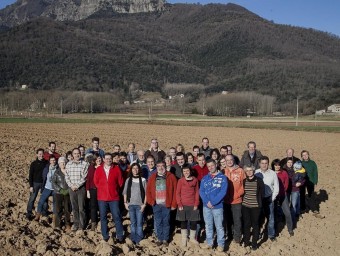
[302,160,318,185]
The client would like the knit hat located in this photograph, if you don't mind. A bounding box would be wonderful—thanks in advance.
[58,156,67,165]
[293,161,302,171]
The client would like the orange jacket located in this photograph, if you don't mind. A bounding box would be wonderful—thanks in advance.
[146,171,177,208]
[224,166,246,204]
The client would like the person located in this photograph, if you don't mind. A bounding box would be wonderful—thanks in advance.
[255,156,279,241]
[219,146,228,158]
[186,152,195,167]
[192,153,209,182]
[164,155,173,172]
[65,151,73,162]
[113,144,121,153]
[199,159,228,252]
[301,150,318,213]
[52,157,71,231]
[142,155,157,181]
[176,164,200,247]
[34,156,58,222]
[85,137,105,158]
[271,159,294,236]
[223,155,246,244]
[119,151,130,181]
[199,137,212,160]
[94,153,124,243]
[147,161,177,246]
[192,145,200,162]
[65,148,89,233]
[217,156,227,172]
[176,144,185,154]
[26,148,48,220]
[112,152,120,164]
[226,145,240,166]
[43,141,61,161]
[78,145,86,160]
[240,141,263,169]
[287,161,306,226]
[127,143,137,164]
[279,148,300,168]
[168,147,177,165]
[171,152,186,179]
[132,149,146,167]
[86,153,102,231]
[210,148,221,164]
[242,164,264,251]
[123,163,147,245]
[144,138,166,162]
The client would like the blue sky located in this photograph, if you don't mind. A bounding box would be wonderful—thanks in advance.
[1,0,339,37]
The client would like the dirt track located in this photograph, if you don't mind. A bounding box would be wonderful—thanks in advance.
[0,123,339,255]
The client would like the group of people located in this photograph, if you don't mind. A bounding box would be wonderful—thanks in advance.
[26,137,318,252]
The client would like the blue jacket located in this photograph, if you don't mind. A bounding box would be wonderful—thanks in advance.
[85,148,105,158]
[199,171,228,209]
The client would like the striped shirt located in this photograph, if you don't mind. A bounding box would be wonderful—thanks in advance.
[242,178,259,208]
[65,160,89,189]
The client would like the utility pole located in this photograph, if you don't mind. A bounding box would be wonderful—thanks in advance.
[295,96,299,126]
[91,98,93,114]
[60,98,63,117]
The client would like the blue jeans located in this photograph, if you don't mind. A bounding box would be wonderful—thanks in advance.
[291,191,300,224]
[129,205,144,244]
[262,196,275,238]
[152,204,171,242]
[27,182,46,215]
[203,207,225,247]
[37,188,54,214]
[98,200,124,240]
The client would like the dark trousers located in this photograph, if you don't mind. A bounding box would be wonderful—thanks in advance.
[55,193,71,228]
[27,182,46,215]
[274,195,293,233]
[299,184,306,211]
[224,203,242,240]
[69,186,86,229]
[306,179,315,198]
[89,188,98,223]
[242,206,260,247]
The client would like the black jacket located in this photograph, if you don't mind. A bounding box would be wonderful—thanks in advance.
[52,168,69,194]
[29,158,48,187]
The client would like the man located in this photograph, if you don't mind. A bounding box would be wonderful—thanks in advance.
[43,141,61,161]
[26,148,48,220]
[220,146,228,158]
[171,152,186,179]
[142,155,157,181]
[78,145,86,161]
[280,148,300,168]
[65,148,89,233]
[223,155,246,244]
[119,151,130,181]
[113,144,121,153]
[146,161,177,246]
[127,143,137,164]
[240,141,262,169]
[199,159,228,252]
[199,137,212,160]
[226,145,240,166]
[255,156,279,241]
[168,147,177,165]
[85,137,105,158]
[192,145,200,163]
[144,138,166,162]
[94,153,124,242]
[192,153,209,182]
[132,149,146,167]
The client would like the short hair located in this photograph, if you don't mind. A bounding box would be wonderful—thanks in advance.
[243,164,255,171]
[202,137,209,142]
[301,150,309,157]
[36,148,44,154]
[193,145,200,151]
[49,155,56,161]
[128,143,135,148]
[220,146,228,151]
[92,137,100,142]
[111,152,119,158]
[48,141,56,147]
[176,152,185,158]
[169,147,176,152]
[65,150,72,157]
[92,153,102,165]
[225,144,232,149]
[225,154,234,161]
[78,145,85,149]
[247,141,256,148]
[182,164,194,176]
[156,160,166,166]
[146,155,155,161]
[72,148,80,153]
[259,156,269,163]
[197,153,205,159]
[119,151,127,157]
[286,157,294,162]
[206,159,216,165]
[113,144,121,148]
[271,158,281,170]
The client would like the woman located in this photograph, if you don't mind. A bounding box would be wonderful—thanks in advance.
[301,150,318,212]
[242,164,264,251]
[217,157,227,172]
[52,157,71,231]
[165,155,172,172]
[186,152,195,167]
[123,163,147,245]
[176,144,185,154]
[35,156,57,222]
[86,153,102,231]
[176,164,200,247]
[271,159,294,236]
[210,148,220,164]
[65,151,73,162]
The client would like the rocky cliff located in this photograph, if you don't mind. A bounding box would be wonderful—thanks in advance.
[0,0,165,27]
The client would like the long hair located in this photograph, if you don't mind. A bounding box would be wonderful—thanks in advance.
[126,163,145,203]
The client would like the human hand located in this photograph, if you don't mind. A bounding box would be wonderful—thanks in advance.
[171,207,176,211]
[87,191,90,199]
[178,207,184,211]
[124,202,129,211]
[296,182,301,187]
[29,187,34,193]
[193,206,198,211]
[140,204,146,213]
[207,201,213,209]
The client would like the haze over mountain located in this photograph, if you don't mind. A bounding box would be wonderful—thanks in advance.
[0,1,339,109]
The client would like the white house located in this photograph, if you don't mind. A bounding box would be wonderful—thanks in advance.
[328,104,340,113]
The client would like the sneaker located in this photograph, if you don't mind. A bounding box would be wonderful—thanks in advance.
[270,237,276,242]
[251,245,258,251]
[155,240,163,246]
[289,231,294,237]
[162,240,169,246]
[216,246,224,252]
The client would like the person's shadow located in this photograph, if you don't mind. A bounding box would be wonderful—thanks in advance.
[307,188,328,214]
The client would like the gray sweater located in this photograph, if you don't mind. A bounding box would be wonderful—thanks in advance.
[123,177,147,205]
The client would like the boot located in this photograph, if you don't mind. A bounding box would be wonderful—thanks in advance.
[181,229,187,247]
[189,230,199,245]
[34,213,41,222]
[91,222,97,231]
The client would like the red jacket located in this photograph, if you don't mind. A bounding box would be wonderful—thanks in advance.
[192,164,209,182]
[43,152,61,161]
[176,177,199,207]
[147,171,177,208]
[94,164,123,201]
[277,169,289,198]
